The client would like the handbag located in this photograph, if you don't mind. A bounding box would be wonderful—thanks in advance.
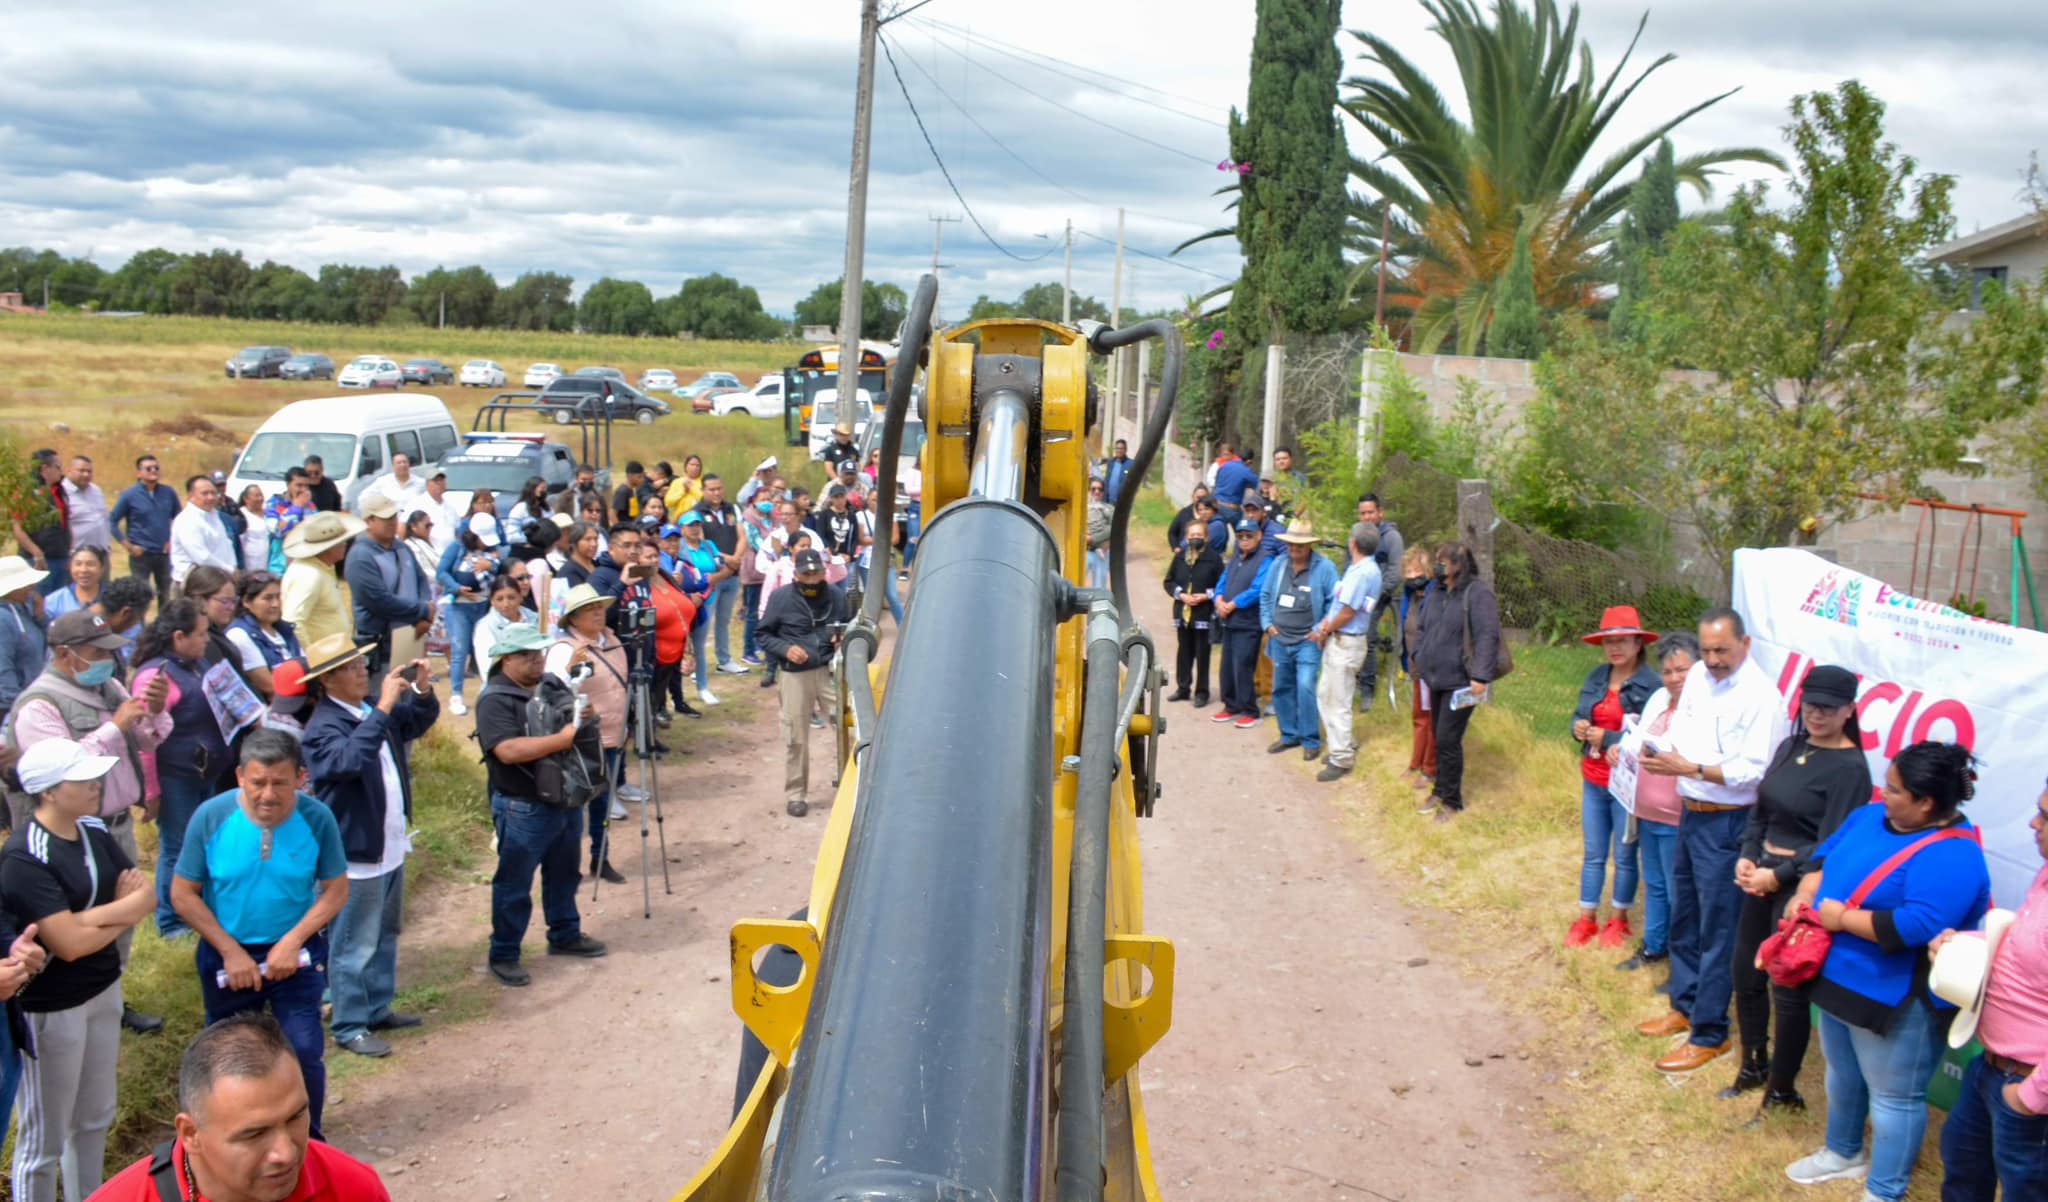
[1755,826,1977,988]
[1460,585,1514,681]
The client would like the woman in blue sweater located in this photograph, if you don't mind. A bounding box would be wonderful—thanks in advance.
[1784,741,1991,1201]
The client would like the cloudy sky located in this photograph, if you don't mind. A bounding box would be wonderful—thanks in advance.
[1,0,2040,319]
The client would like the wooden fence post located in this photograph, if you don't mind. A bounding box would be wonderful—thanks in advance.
[1457,479,1496,584]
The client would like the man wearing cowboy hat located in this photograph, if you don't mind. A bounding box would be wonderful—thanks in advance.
[300,634,439,1058]
[1933,778,2048,1197]
[1258,518,1339,763]
[170,728,350,1142]
[0,554,50,719]
[344,494,432,676]
[281,511,363,650]
[475,625,606,986]
[1309,523,1381,782]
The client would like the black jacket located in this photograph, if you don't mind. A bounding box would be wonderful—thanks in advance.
[756,582,848,672]
[1163,547,1223,626]
[302,691,440,865]
[1413,576,1502,690]
[1568,661,1660,751]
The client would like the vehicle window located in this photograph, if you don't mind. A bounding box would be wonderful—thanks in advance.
[763,379,781,397]
[437,459,538,494]
[418,424,459,464]
[386,428,422,465]
[542,452,572,488]
[357,436,383,478]
[235,432,358,482]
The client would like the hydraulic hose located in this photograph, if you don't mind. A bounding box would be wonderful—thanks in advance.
[1087,320,1185,629]
[1054,598,1125,1202]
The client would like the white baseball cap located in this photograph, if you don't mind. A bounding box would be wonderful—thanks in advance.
[16,739,119,795]
[468,513,503,544]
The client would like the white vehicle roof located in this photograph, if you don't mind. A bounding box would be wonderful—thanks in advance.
[529,362,558,370]
[252,395,457,436]
[464,359,495,367]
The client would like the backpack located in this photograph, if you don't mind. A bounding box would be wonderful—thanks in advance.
[477,675,606,809]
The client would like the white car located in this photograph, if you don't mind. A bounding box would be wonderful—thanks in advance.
[459,359,507,388]
[640,368,677,392]
[806,388,876,462]
[524,362,562,389]
[337,356,402,389]
[713,374,786,419]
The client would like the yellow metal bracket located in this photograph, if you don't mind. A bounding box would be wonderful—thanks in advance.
[1101,935,1174,1084]
[729,919,820,1067]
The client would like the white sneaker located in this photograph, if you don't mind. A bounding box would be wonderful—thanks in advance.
[1785,1148,1869,1186]
[716,660,751,674]
[699,686,720,706]
[449,695,467,717]
[607,798,628,821]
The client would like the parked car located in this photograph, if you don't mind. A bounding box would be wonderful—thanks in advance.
[337,356,403,389]
[573,366,625,380]
[400,358,454,386]
[224,345,293,378]
[435,433,581,528]
[640,368,678,393]
[691,386,742,414]
[459,359,507,388]
[674,371,742,400]
[537,376,671,426]
[227,394,461,513]
[277,353,335,381]
[712,374,785,419]
[524,362,562,388]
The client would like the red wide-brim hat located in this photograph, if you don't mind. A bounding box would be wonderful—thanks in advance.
[1581,604,1659,646]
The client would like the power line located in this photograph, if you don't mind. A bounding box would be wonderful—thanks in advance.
[905,15,1226,129]
[1076,228,1235,283]
[880,0,941,24]
[910,15,1229,121]
[877,33,1060,264]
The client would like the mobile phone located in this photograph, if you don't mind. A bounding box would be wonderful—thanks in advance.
[398,664,419,684]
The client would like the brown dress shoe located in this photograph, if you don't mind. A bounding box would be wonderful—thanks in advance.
[1635,1010,1690,1038]
[1655,1041,1731,1074]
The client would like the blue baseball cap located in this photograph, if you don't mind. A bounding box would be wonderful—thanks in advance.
[657,523,682,538]
[1234,518,1262,533]
[677,512,703,526]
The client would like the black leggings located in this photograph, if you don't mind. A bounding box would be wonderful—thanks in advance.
[1431,699,1477,809]
[1174,625,1211,697]
[1732,884,1812,1092]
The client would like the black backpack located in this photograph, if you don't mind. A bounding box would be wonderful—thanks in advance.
[477,675,606,808]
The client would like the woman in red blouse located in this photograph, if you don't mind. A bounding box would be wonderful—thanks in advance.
[1566,606,1662,948]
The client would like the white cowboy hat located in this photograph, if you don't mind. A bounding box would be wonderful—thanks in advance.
[284,510,366,558]
[0,555,49,596]
[1931,907,2018,1049]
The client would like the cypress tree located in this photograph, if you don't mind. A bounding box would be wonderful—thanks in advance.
[1488,227,1543,359]
[1611,139,1681,342]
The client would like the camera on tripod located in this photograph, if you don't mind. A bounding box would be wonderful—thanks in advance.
[621,601,658,635]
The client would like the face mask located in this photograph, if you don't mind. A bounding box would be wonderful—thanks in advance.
[755,501,773,514]
[1404,575,1428,593]
[797,583,822,598]
[73,658,116,687]
[1432,562,1448,582]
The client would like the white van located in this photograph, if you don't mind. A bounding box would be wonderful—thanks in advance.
[806,388,877,463]
[228,394,463,512]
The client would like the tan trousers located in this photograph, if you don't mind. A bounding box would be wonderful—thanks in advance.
[778,668,829,804]
[1316,632,1370,768]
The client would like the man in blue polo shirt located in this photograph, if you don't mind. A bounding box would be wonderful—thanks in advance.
[108,454,180,608]
[171,729,349,1141]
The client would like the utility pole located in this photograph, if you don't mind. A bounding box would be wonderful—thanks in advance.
[1106,208,1125,454]
[438,291,446,330]
[928,214,960,311]
[1061,218,1073,325]
[835,0,883,433]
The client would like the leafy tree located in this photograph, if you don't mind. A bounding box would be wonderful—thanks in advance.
[1343,0,1781,352]
[1609,81,2048,585]
[659,273,782,340]
[243,261,320,321]
[104,248,181,314]
[313,264,407,325]
[965,282,1109,323]
[166,249,252,316]
[1486,226,1543,357]
[1610,139,1680,341]
[577,277,658,335]
[493,272,576,331]
[406,265,499,328]
[793,278,909,340]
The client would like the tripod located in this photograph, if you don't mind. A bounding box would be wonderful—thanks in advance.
[589,617,673,917]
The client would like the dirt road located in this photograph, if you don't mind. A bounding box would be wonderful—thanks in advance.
[327,559,1560,1200]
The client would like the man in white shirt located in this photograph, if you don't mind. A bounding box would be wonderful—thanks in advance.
[1633,607,1790,1074]
[420,470,461,553]
[169,473,238,589]
[62,456,110,551]
[363,453,427,517]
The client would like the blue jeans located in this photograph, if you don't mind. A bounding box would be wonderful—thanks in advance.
[1637,818,1679,955]
[327,865,404,1045]
[1086,548,1107,590]
[0,1010,17,1138]
[903,503,921,566]
[155,771,218,938]
[444,599,488,693]
[875,559,904,624]
[489,793,584,964]
[197,932,329,1141]
[1268,637,1322,750]
[1578,781,1640,909]
[1820,1001,1945,1202]
[1942,1051,2048,1201]
[1219,625,1261,717]
[741,583,762,657]
[1667,805,1746,1048]
[689,617,710,692]
[712,576,741,665]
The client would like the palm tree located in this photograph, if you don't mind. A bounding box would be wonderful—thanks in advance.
[1344,0,1782,352]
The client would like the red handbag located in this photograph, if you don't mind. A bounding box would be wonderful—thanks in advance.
[1755,827,1977,988]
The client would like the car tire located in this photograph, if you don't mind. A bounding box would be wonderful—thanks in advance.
[553,409,571,426]
[635,410,656,426]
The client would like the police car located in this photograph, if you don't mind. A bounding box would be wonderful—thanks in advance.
[436,433,581,528]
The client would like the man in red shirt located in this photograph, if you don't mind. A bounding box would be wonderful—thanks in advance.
[89,1013,387,1202]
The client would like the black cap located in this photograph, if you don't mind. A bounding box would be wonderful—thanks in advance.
[793,548,825,574]
[1800,664,1859,707]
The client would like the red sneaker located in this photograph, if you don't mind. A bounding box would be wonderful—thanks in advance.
[1599,914,1632,949]
[1233,714,1259,729]
[1565,916,1599,948]
[1210,709,1236,724]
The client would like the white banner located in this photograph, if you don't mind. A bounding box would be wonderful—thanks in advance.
[1732,548,2048,907]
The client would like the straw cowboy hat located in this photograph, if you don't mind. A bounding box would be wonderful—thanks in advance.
[559,583,614,619]
[1580,605,1658,647]
[0,555,49,596]
[284,510,366,558]
[1931,908,2018,1049]
[298,631,376,683]
[1277,518,1320,546]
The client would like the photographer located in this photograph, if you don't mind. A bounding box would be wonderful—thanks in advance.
[755,549,847,817]
[545,586,629,883]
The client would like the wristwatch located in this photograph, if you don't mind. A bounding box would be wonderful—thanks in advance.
[1694,763,1708,780]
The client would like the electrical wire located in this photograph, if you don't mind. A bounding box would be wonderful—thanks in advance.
[909,15,1228,121]
[877,33,1061,263]
[1076,228,1235,283]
